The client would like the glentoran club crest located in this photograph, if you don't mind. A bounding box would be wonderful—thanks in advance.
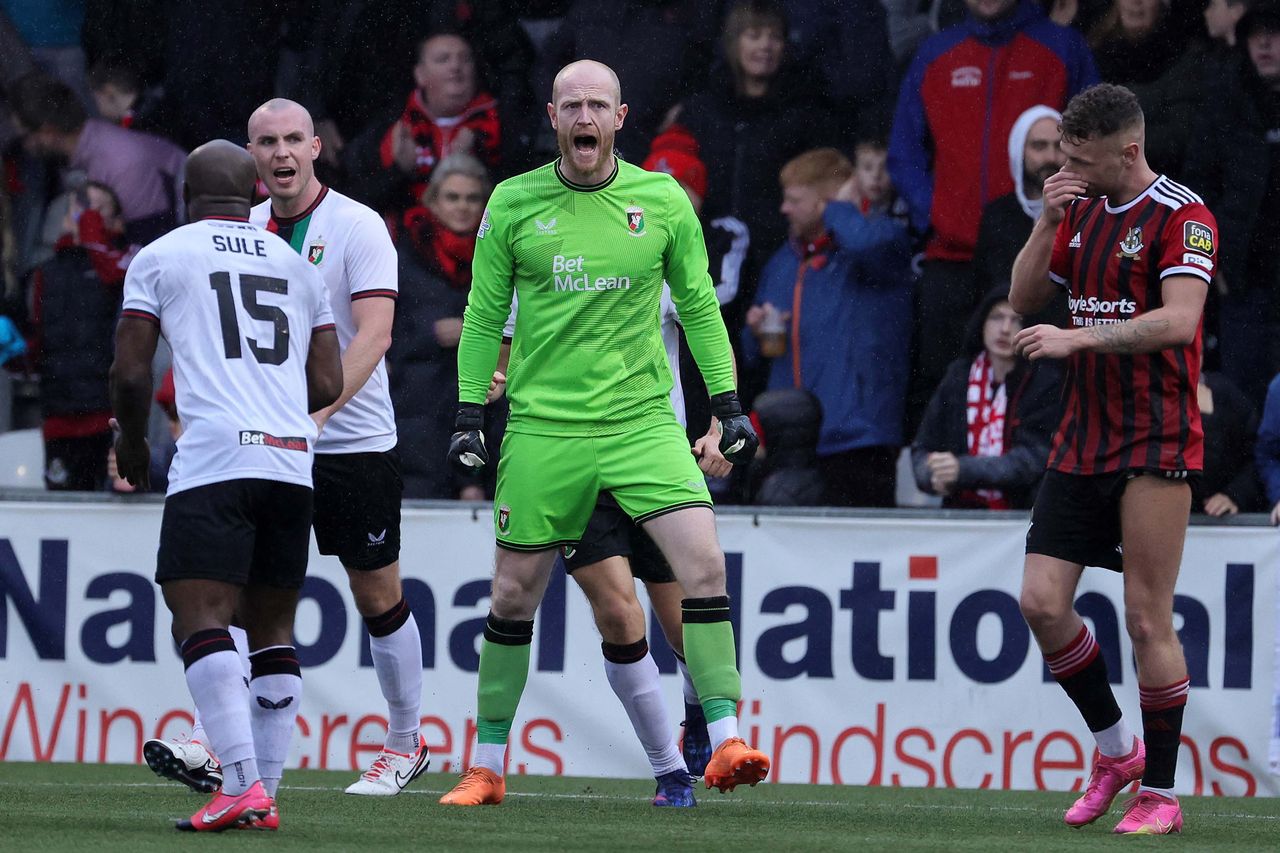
[498,504,511,534]
[1117,226,1143,260]
[626,204,645,236]
[307,239,325,265]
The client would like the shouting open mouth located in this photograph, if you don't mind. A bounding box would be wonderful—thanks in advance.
[572,132,599,157]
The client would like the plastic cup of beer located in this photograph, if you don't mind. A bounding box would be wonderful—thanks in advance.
[760,307,787,358]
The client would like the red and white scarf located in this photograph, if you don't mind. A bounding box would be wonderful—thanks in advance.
[963,351,1009,509]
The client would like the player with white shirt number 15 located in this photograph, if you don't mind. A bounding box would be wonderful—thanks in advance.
[142,99,430,800]
[111,139,343,832]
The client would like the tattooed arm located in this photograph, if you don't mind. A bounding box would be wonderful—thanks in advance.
[1083,316,1174,354]
[1014,275,1207,360]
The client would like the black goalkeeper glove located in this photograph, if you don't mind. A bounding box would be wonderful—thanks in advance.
[446,404,488,474]
[710,391,758,465]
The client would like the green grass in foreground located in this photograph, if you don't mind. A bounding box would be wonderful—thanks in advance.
[0,762,1277,852]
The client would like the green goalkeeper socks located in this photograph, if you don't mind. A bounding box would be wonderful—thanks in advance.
[475,614,534,745]
[681,596,741,724]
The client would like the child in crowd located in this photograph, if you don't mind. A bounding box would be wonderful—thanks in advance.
[851,140,892,214]
[88,61,166,132]
[31,181,135,490]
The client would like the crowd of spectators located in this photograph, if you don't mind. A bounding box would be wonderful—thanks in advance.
[1,0,1279,522]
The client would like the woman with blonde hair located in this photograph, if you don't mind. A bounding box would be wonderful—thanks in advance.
[387,154,495,499]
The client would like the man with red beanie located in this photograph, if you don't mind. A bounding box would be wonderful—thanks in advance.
[642,127,709,209]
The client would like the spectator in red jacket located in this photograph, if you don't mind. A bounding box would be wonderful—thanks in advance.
[888,0,1097,430]
[353,32,501,220]
[389,154,494,500]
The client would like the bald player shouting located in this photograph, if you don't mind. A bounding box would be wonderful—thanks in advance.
[438,60,768,806]
[111,140,342,831]
[244,99,428,796]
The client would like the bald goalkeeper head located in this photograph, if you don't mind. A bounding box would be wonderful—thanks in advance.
[548,60,627,186]
[184,139,258,222]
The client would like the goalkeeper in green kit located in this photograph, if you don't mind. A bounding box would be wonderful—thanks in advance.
[439,60,769,805]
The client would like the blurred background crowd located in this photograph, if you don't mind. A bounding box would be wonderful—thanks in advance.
[1,0,1280,520]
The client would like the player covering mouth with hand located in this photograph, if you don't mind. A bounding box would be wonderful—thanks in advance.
[1010,84,1218,836]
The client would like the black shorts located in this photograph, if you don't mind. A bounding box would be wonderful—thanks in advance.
[156,479,313,588]
[562,492,676,584]
[1025,468,1195,573]
[312,449,403,571]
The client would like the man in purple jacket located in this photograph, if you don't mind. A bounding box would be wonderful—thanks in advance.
[11,72,186,245]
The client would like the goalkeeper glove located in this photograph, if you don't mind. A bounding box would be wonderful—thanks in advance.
[446,404,488,474]
[710,391,758,465]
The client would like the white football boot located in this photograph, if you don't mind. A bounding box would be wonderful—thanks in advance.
[344,744,431,796]
[143,736,223,794]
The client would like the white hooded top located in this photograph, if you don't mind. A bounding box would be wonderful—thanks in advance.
[1008,104,1062,222]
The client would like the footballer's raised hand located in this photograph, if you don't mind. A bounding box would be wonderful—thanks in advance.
[1042,169,1087,225]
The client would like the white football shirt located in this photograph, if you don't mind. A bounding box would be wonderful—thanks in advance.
[121,218,333,495]
[251,186,398,454]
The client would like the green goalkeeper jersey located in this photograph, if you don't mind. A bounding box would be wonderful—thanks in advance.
[457,157,736,436]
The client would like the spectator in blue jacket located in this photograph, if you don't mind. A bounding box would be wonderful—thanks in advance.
[1256,372,1280,525]
[743,147,912,507]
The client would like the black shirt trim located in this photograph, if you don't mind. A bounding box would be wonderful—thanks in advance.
[554,157,619,192]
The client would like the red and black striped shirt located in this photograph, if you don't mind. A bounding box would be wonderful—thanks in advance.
[1046,175,1218,475]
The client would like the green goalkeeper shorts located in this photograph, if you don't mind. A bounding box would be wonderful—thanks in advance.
[492,419,712,551]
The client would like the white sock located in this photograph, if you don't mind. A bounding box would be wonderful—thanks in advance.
[185,648,257,795]
[1095,718,1135,758]
[367,606,423,754]
[223,758,260,796]
[604,652,686,777]
[708,715,740,750]
[249,645,302,798]
[1138,785,1176,800]
[473,740,505,774]
[674,656,699,706]
[229,625,252,679]
[190,713,207,747]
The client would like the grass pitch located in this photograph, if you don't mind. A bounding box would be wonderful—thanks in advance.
[1,762,1277,851]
